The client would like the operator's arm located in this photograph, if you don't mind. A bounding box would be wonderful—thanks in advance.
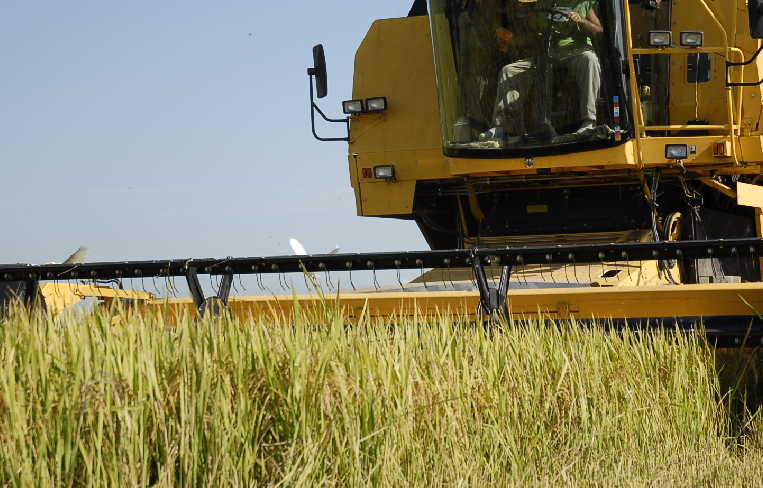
[568,6,603,37]
[495,26,515,52]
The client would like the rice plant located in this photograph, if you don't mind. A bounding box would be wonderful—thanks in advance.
[0,301,761,487]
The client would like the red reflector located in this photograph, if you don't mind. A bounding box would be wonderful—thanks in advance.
[361,168,373,178]
[713,142,728,157]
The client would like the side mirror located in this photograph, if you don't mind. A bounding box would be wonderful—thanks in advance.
[750,0,763,38]
[312,44,328,99]
[306,43,349,142]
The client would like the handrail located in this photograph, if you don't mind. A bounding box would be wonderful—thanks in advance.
[641,125,730,132]
[623,1,644,164]
[630,47,726,55]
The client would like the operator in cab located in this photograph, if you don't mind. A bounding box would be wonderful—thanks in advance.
[480,0,603,145]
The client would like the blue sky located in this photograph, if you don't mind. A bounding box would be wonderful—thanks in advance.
[1,0,427,281]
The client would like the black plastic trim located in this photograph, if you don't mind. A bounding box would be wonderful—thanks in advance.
[443,134,633,159]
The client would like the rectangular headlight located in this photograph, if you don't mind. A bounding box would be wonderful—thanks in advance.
[342,99,364,114]
[373,165,395,180]
[680,31,704,47]
[665,144,689,160]
[365,97,388,113]
[649,31,672,47]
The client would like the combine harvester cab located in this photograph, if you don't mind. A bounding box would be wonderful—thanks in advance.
[4,0,763,346]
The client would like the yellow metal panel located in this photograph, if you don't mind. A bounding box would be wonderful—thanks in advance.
[131,283,763,323]
[40,283,154,313]
[740,136,763,164]
[737,182,763,208]
[352,150,451,184]
[639,137,734,166]
[39,283,83,312]
[350,17,441,154]
[349,17,446,216]
[358,180,416,216]
[447,141,638,175]
[667,1,731,130]
[700,178,737,199]
[71,284,154,300]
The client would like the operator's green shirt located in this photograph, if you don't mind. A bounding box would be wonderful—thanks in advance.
[502,0,598,56]
[551,0,597,52]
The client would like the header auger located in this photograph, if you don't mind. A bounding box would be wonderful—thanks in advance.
[6,1,763,347]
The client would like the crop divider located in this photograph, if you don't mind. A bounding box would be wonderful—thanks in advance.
[185,265,234,317]
[472,252,512,320]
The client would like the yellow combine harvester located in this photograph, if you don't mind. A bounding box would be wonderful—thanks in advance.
[4,0,763,346]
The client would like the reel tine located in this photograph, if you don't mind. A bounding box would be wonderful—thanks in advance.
[469,256,478,289]
[230,274,240,295]
[566,252,575,284]
[316,262,331,292]
[278,272,289,292]
[546,254,556,284]
[254,269,262,291]
[151,274,161,296]
[237,273,247,292]
[169,276,180,298]
[162,274,171,297]
[444,258,455,289]
[417,259,428,289]
[166,269,178,297]
[622,251,632,284]
[395,260,405,291]
[366,260,380,291]
[208,273,216,296]
[257,273,265,292]
[325,269,334,292]
[260,266,279,297]
[571,253,578,283]
[346,262,356,291]
[514,255,527,287]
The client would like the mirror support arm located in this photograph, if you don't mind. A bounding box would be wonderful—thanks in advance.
[308,73,350,142]
[726,44,763,86]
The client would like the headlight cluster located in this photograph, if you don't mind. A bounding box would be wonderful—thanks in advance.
[648,30,705,47]
[665,144,689,160]
[342,97,388,115]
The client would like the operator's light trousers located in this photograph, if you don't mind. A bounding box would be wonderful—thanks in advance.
[492,48,601,132]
